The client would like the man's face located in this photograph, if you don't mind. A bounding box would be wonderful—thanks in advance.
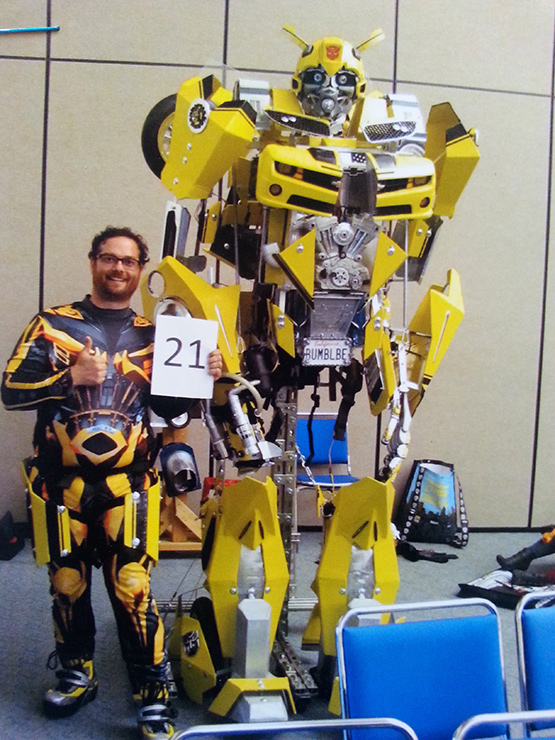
[90,236,143,307]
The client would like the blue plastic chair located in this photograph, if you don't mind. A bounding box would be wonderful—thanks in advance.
[515,591,555,732]
[336,598,509,740]
[296,413,359,490]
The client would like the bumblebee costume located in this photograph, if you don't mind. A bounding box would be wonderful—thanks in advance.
[2,295,180,737]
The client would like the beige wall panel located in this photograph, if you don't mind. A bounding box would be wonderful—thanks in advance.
[530,75,555,527]
[43,62,203,309]
[0,59,46,519]
[397,0,554,95]
[0,0,50,58]
[380,86,550,527]
[227,0,396,82]
[51,0,225,65]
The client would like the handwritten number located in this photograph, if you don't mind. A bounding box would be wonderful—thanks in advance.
[164,336,205,369]
[164,337,182,366]
[189,339,204,369]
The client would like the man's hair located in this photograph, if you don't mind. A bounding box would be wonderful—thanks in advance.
[88,226,150,265]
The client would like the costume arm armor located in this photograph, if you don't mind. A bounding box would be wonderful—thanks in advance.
[1,314,74,409]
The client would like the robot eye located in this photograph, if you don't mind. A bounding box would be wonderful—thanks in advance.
[335,71,358,90]
[302,68,328,88]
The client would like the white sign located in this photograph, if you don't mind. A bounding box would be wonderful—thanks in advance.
[151,315,219,399]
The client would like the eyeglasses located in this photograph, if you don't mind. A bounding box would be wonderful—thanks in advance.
[95,253,143,269]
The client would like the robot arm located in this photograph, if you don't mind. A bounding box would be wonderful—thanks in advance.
[142,74,258,201]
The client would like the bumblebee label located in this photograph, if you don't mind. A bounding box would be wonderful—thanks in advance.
[302,339,352,366]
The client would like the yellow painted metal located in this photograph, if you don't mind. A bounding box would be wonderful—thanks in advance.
[205,476,289,658]
[269,88,305,116]
[406,218,430,258]
[123,491,135,551]
[375,154,435,221]
[363,295,391,359]
[161,75,256,200]
[256,144,436,221]
[271,304,296,357]
[425,102,480,219]
[57,502,71,557]
[209,676,295,717]
[141,256,241,374]
[264,261,287,288]
[328,677,341,716]
[369,231,407,296]
[201,201,222,245]
[307,476,399,657]
[256,144,341,216]
[172,614,217,704]
[408,268,464,381]
[146,476,161,561]
[301,603,322,649]
[364,329,398,417]
[25,480,50,567]
[274,230,316,305]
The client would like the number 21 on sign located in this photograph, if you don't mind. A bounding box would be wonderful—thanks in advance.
[151,315,219,398]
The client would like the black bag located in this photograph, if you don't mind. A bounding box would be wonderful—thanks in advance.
[395,459,469,548]
[0,510,25,560]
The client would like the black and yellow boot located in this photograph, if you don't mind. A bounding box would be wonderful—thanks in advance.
[43,656,98,718]
[497,535,555,572]
[134,681,176,740]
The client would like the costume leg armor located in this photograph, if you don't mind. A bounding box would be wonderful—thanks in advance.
[48,556,95,660]
[102,550,165,669]
[31,465,173,730]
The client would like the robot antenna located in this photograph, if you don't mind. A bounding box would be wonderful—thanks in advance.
[356,28,385,53]
[282,24,310,52]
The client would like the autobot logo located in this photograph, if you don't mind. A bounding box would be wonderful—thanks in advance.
[182,631,200,657]
[326,46,340,60]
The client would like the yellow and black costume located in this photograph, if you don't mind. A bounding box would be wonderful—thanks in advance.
[2,295,180,720]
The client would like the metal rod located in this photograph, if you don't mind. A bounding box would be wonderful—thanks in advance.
[0,26,60,34]
[157,596,317,613]
[175,716,419,740]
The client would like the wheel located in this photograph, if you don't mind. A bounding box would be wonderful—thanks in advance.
[141,93,176,177]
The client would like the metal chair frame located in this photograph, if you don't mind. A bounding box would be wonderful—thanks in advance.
[174,716,419,740]
[454,710,555,740]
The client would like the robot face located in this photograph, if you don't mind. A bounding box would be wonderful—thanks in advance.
[292,36,366,121]
[299,65,359,119]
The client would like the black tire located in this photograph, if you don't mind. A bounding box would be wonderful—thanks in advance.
[141,93,177,178]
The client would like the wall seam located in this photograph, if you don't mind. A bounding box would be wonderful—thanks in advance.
[38,0,52,313]
[528,12,555,528]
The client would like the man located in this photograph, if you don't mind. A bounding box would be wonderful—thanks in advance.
[2,226,222,740]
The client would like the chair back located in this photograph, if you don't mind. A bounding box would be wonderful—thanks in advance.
[336,598,508,740]
[296,414,349,465]
[516,592,555,727]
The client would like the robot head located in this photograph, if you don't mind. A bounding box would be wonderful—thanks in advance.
[291,36,367,121]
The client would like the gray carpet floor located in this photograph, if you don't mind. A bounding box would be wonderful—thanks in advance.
[0,530,549,739]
